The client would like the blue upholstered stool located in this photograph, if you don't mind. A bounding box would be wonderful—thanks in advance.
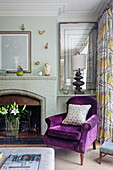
[100,141,113,164]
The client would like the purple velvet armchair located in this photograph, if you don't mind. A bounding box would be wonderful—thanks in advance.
[44,96,98,165]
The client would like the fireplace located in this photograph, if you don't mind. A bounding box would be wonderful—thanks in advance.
[0,95,41,137]
[0,76,57,139]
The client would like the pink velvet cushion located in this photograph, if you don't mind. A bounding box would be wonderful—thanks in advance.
[48,124,81,140]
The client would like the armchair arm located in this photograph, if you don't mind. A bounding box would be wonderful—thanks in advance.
[82,114,98,131]
[45,113,67,128]
[79,114,98,151]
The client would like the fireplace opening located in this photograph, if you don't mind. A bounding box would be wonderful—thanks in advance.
[19,105,41,134]
[0,105,41,136]
[0,95,41,138]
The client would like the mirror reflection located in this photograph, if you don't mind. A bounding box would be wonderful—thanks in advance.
[59,22,97,91]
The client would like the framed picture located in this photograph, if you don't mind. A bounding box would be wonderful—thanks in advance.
[0,31,31,73]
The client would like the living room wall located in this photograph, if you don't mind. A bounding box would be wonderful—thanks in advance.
[0,16,57,77]
[0,15,96,115]
[0,16,58,134]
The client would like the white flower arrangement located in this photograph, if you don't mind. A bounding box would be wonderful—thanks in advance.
[0,102,27,137]
[0,102,27,118]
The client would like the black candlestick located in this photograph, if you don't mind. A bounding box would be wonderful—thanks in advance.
[73,68,84,94]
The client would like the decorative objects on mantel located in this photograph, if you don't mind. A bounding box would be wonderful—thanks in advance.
[72,54,86,94]
[44,63,50,76]
[39,30,45,35]
[0,102,27,138]
[16,66,23,76]
[0,70,6,76]
[38,71,43,76]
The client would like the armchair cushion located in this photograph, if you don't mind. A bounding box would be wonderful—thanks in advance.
[62,104,91,125]
[47,124,81,140]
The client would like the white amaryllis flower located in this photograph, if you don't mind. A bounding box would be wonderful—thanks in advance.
[11,108,19,116]
[1,108,8,115]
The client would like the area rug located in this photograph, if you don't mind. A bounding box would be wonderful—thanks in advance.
[55,148,113,170]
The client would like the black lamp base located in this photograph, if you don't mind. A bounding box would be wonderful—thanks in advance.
[73,68,84,94]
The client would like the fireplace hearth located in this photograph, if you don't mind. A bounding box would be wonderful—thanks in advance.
[0,137,44,145]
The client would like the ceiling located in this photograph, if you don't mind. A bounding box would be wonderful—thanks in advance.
[0,0,107,11]
[0,0,110,19]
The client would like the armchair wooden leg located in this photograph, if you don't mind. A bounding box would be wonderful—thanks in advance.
[99,151,102,164]
[93,140,96,150]
[80,153,84,165]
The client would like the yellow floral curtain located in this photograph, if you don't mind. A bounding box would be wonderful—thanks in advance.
[96,8,113,143]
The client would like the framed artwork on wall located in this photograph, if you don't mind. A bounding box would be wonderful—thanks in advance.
[0,31,31,73]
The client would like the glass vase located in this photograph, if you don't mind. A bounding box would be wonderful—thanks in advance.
[5,118,19,138]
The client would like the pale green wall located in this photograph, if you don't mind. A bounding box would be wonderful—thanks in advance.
[0,16,96,115]
[0,16,57,76]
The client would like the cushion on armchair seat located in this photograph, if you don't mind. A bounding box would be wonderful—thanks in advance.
[62,104,91,125]
[47,124,81,140]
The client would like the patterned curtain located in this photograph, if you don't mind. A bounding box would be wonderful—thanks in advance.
[96,8,113,143]
[86,25,98,89]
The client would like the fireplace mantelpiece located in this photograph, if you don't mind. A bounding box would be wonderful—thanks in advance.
[0,76,57,135]
[0,76,56,80]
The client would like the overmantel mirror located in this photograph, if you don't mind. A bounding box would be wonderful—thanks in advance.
[59,22,98,91]
[0,31,31,73]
